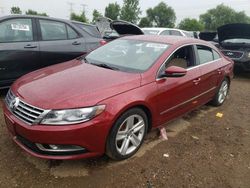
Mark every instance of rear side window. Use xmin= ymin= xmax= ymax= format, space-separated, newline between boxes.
xmin=74 ymin=23 xmax=101 ymax=38
xmin=213 ymin=49 xmax=221 ymax=60
xmin=0 ymin=18 xmax=33 ymax=42
xmin=170 ymin=30 xmax=182 ymax=36
xmin=66 ymin=25 xmax=78 ymax=39
xmin=197 ymin=45 xmax=214 ymax=64
xmin=160 ymin=30 xmax=171 ymax=36
xmin=39 ymin=20 xmax=67 ymax=40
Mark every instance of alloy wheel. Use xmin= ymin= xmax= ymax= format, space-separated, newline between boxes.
xmin=115 ymin=114 xmax=145 ymax=156
xmin=218 ymin=80 xmax=229 ymax=104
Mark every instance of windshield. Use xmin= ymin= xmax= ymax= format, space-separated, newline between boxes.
xmin=223 ymin=38 xmax=250 ymax=44
xmin=142 ymin=30 xmax=161 ymax=35
xmin=85 ymin=39 xmax=170 ymax=73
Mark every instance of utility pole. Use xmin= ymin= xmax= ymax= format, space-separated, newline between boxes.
xmin=0 ymin=7 xmax=4 ymax=15
xmin=67 ymin=2 xmax=74 ymax=16
xmin=80 ymin=4 xmax=87 ymax=13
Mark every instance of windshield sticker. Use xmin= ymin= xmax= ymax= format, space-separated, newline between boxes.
xmin=146 ymin=43 xmax=168 ymax=49
xmin=11 ymin=24 xmax=30 ymax=31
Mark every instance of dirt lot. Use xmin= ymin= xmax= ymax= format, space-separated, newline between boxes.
xmin=0 ymin=74 xmax=249 ymax=188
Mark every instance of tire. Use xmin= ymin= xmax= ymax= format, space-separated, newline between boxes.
xmin=211 ymin=78 xmax=230 ymax=106
xmin=106 ymin=108 xmax=148 ymax=160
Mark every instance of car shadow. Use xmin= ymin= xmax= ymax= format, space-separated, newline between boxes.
xmin=234 ymin=69 xmax=250 ymax=79
xmin=0 ymin=89 xmax=8 ymax=99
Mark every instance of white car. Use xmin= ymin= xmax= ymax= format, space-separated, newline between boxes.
xmin=142 ymin=28 xmax=194 ymax=38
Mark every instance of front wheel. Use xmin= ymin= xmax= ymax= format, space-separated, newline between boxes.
xmin=106 ymin=108 xmax=148 ymax=160
xmin=211 ymin=79 xmax=229 ymax=106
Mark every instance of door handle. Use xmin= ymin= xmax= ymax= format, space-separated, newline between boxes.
xmin=72 ymin=41 xmax=81 ymax=45
xmin=193 ymin=78 xmax=201 ymax=85
xmin=217 ymin=68 xmax=222 ymax=74
xmin=24 ymin=44 xmax=37 ymax=48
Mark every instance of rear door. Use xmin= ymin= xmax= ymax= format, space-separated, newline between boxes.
xmin=73 ymin=23 xmax=102 ymax=51
xmin=0 ymin=17 xmax=40 ymax=87
xmin=37 ymin=19 xmax=87 ymax=68
xmin=195 ymin=45 xmax=223 ymax=101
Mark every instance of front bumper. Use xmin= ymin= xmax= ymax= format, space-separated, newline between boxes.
xmin=3 ymin=104 xmax=111 ymax=160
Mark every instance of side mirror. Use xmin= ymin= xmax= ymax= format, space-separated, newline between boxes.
xmin=162 ymin=66 xmax=187 ymax=78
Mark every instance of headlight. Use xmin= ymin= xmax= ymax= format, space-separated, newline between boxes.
xmin=41 ymin=105 xmax=105 ymax=125
xmin=248 ymin=52 xmax=250 ymax=58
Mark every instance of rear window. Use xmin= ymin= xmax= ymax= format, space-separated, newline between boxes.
xmin=170 ymin=30 xmax=182 ymax=36
xmin=39 ymin=20 xmax=67 ymax=40
xmin=74 ymin=23 xmax=101 ymax=38
xmin=197 ymin=45 xmax=214 ymax=64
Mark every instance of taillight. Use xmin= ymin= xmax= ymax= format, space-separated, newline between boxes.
xmin=100 ymin=40 xmax=107 ymax=46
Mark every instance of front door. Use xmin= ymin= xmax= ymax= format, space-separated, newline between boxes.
xmin=155 ymin=45 xmax=202 ymax=125
xmin=0 ymin=18 xmax=40 ymax=87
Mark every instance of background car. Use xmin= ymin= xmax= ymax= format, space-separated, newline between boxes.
xmin=96 ymin=19 xmax=144 ymax=42
xmin=217 ymin=23 xmax=250 ymax=72
xmin=142 ymin=27 xmax=195 ymax=38
xmin=4 ymin=35 xmax=233 ymax=160
xmin=0 ymin=15 xmax=104 ymax=89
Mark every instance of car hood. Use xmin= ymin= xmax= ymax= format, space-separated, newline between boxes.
xmin=12 ymin=59 xmax=141 ymax=110
xmin=199 ymin=32 xmax=217 ymax=41
xmin=217 ymin=23 xmax=250 ymax=42
xmin=96 ymin=18 xmax=144 ymax=36
xmin=110 ymin=20 xmax=144 ymax=35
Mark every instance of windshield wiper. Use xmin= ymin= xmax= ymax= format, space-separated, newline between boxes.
xmin=92 ymin=63 xmax=120 ymax=70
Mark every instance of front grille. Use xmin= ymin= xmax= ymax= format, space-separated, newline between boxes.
xmin=221 ymin=50 xmax=244 ymax=59
xmin=5 ymin=90 xmax=46 ymax=125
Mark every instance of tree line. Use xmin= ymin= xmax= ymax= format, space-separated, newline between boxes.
xmin=10 ymin=1 xmax=250 ymax=31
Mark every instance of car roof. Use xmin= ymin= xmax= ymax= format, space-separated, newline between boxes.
xmin=122 ymin=35 xmax=213 ymax=46
xmin=0 ymin=14 xmax=96 ymax=27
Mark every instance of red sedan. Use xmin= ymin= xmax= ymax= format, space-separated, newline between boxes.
xmin=3 ymin=35 xmax=234 ymax=160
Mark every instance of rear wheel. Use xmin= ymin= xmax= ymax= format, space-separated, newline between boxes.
xmin=106 ymin=108 xmax=148 ymax=160
xmin=211 ymin=79 xmax=229 ymax=106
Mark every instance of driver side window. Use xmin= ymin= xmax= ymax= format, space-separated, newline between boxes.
xmin=166 ymin=45 xmax=196 ymax=68
xmin=158 ymin=45 xmax=196 ymax=76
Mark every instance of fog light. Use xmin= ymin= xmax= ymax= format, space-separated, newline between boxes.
xmin=36 ymin=143 xmax=85 ymax=153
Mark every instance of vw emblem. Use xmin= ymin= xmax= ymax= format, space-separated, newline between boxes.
xmin=9 ymin=97 xmax=20 ymax=111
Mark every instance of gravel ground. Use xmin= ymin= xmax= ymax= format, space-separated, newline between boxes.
xmin=0 ymin=73 xmax=249 ymax=188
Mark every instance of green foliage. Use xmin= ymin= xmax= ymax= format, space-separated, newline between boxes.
xmin=70 ymin=12 xmax=88 ymax=23
xmin=25 ymin=9 xmax=48 ymax=17
xmin=146 ymin=2 xmax=176 ymax=27
xmin=178 ymin=18 xmax=204 ymax=31
xmin=139 ymin=17 xmax=152 ymax=27
xmin=10 ymin=6 xmax=22 ymax=14
xmin=200 ymin=4 xmax=250 ymax=31
xmin=120 ymin=0 xmax=141 ymax=23
xmin=92 ymin=9 xmax=103 ymax=23
xmin=105 ymin=2 xmax=120 ymax=20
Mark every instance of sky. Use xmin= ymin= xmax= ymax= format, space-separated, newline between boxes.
xmin=0 ymin=0 xmax=250 ymax=24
